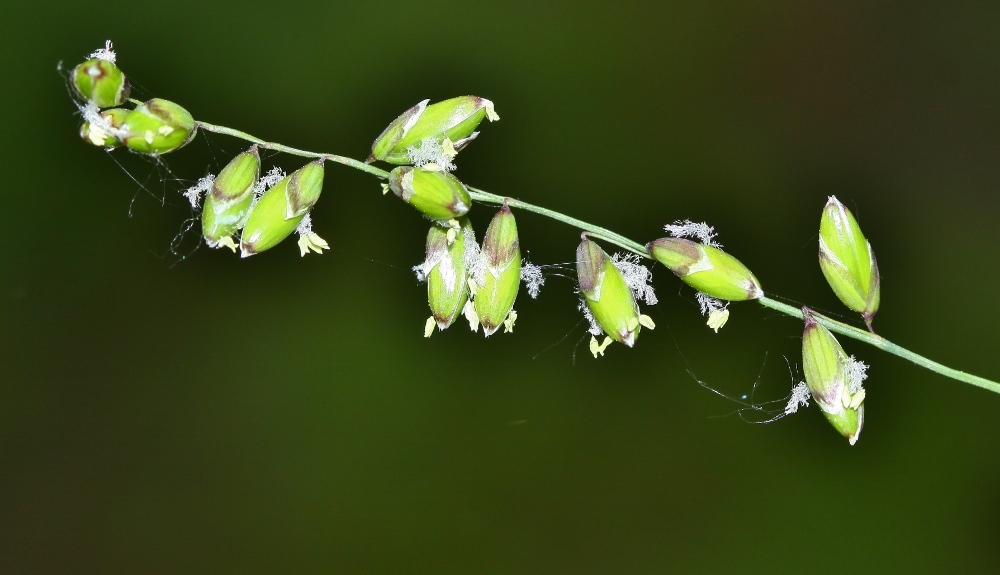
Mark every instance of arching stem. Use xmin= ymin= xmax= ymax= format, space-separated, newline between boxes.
xmin=194 ymin=119 xmax=1000 ymax=395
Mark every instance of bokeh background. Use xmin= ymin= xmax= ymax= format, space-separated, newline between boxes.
xmin=3 ymin=1 xmax=1000 ymax=573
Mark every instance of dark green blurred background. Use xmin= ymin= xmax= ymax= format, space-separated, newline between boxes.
xmin=3 ymin=1 xmax=1000 ymax=573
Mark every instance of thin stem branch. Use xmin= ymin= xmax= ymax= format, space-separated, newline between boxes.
xmin=194 ymin=119 xmax=1000 ymax=395
xmin=466 ymin=187 xmax=650 ymax=257
xmin=197 ymin=122 xmax=390 ymax=179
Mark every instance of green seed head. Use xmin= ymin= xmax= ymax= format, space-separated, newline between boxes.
xmin=577 ymin=237 xmax=642 ymax=347
xmin=472 ymin=205 xmax=521 ymax=336
xmin=424 ymin=219 xmax=474 ymax=332
xmin=647 ymin=238 xmax=762 ymax=301
xmin=71 ymin=58 xmax=130 ymax=108
xmin=801 ymin=308 xmax=866 ymax=445
xmin=122 ymin=99 xmax=197 ymax=155
xmin=819 ymin=196 xmax=880 ymax=325
xmin=388 ymin=165 xmax=472 ymax=221
xmin=369 ymin=96 xmax=499 ymax=164
xmin=80 ymin=107 xmax=129 ymax=149
xmin=240 ymin=161 xmax=324 ymax=257
xmin=202 ymin=147 xmax=260 ymax=248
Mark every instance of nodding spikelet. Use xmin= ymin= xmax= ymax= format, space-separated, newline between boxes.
xmin=370 ymin=96 xmax=497 ymax=164
xmin=801 ymin=308 xmax=866 ymax=445
xmin=239 ymin=161 xmax=325 ymax=257
xmin=121 ymin=99 xmax=197 ymax=155
xmin=819 ymin=196 xmax=881 ymax=328
xmin=421 ymin=219 xmax=474 ymax=333
xmin=576 ymin=237 xmax=654 ymax=352
xmin=202 ymin=148 xmax=261 ymax=249
xmin=71 ymin=42 xmax=129 ymax=108
xmin=472 ymin=204 xmax=521 ymax=336
xmin=647 ymin=237 xmax=762 ymax=302
xmin=388 ymin=166 xmax=472 ymax=221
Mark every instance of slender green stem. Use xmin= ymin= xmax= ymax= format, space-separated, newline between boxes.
xmin=197 ymin=121 xmax=390 ymax=179
xmin=466 ymin=187 xmax=650 ymax=257
xmin=194 ymin=119 xmax=1000 ymax=395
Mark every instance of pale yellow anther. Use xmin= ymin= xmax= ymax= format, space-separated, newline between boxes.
xmin=590 ymin=335 xmax=613 ymax=358
xmin=87 ymin=125 xmax=108 ymax=147
xmin=503 ymin=310 xmax=518 ymax=333
xmin=297 ymin=233 xmax=330 ymax=257
xmin=381 ymin=183 xmax=390 ymax=195
xmin=849 ymin=388 xmax=866 ymax=410
xmin=441 ymin=137 xmax=458 ymax=158
xmin=444 ymin=219 xmax=461 ymax=245
xmin=216 ymin=236 xmax=238 ymax=253
xmin=467 ymin=277 xmax=480 ymax=295
xmin=638 ymin=314 xmax=656 ymax=330
xmin=627 ymin=317 xmax=640 ymax=331
xmin=707 ymin=308 xmax=730 ymax=333
xmin=144 ymin=130 xmax=154 ymax=145
xmin=463 ymin=300 xmax=479 ymax=332
xmin=157 ymin=125 xmax=174 ymax=136
xmin=485 ymin=101 xmax=500 ymax=122
xmin=424 ymin=316 xmax=436 ymax=338
xmin=423 ymin=162 xmax=443 ymax=172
